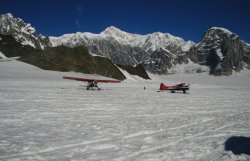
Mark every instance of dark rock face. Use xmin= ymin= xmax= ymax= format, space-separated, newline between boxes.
xmin=206 ymin=49 xmax=221 ymax=74
xmin=188 ymin=27 xmax=249 ymax=75
xmin=0 ymin=34 xmax=125 ymax=80
xmin=0 ymin=34 xmax=37 ymax=57
xmin=0 ymin=13 xmax=51 ymax=49
xmin=143 ymin=49 xmax=175 ymax=73
xmin=83 ymin=38 xmax=190 ymax=74
xmin=84 ymin=38 xmax=147 ymax=66
xmin=242 ymin=42 xmax=250 ymax=69
xmin=117 ymin=64 xmax=150 ymax=80
xmin=220 ymin=37 xmax=244 ymax=75
xmin=22 ymin=46 xmax=126 ymax=80
xmin=142 ymin=48 xmax=189 ymax=74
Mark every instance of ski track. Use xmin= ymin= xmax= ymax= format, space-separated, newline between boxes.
xmin=0 ymin=75 xmax=250 ymax=161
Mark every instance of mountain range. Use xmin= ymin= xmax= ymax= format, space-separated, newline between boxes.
xmin=1 ymin=13 xmax=250 ymax=79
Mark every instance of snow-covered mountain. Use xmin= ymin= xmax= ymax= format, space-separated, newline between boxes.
xmin=50 ymin=26 xmax=195 ymax=73
xmin=0 ymin=13 xmax=51 ymax=49
xmin=1 ymin=13 xmax=250 ymax=75
xmin=50 ymin=26 xmax=194 ymax=52
xmin=50 ymin=26 xmax=250 ymax=74
xmin=187 ymin=27 xmax=250 ymax=75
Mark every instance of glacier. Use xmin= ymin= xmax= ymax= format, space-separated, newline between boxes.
xmin=0 ymin=60 xmax=250 ymax=161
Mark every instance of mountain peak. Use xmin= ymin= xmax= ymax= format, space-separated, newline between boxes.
xmin=104 ymin=26 xmax=122 ymax=32
xmin=100 ymin=26 xmax=137 ymax=45
xmin=1 ymin=13 xmax=14 ymax=19
xmin=101 ymin=26 xmax=128 ymax=36
xmin=0 ymin=13 xmax=51 ymax=49
xmin=201 ymin=27 xmax=238 ymax=44
xmin=209 ymin=27 xmax=233 ymax=35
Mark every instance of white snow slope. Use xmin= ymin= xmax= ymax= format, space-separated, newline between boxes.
xmin=0 ymin=51 xmax=7 ymax=59
xmin=0 ymin=60 xmax=250 ymax=161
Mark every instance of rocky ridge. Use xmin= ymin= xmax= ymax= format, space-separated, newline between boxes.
xmin=1 ymin=13 xmax=250 ymax=76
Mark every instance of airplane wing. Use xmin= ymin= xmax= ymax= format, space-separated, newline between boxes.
xmin=63 ymin=76 xmax=121 ymax=83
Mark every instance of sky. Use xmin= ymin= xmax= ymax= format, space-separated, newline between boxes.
xmin=0 ymin=0 xmax=250 ymax=43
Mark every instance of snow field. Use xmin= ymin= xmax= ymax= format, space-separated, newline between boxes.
xmin=0 ymin=61 xmax=250 ymax=161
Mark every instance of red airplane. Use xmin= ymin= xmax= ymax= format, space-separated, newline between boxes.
xmin=159 ymin=83 xmax=190 ymax=93
xmin=63 ymin=76 xmax=121 ymax=90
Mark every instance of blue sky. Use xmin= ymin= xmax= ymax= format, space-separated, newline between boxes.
xmin=1 ymin=0 xmax=250 ymax=43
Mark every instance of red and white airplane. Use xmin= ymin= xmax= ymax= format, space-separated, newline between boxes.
xmin=63 ymin=76 xmax=121 ymax=90
xmin=159 ymin=83 xmax=190 ymax=93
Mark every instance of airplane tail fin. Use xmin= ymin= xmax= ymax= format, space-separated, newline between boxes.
xmin=160 ymin=83 xmax=167 ymax=90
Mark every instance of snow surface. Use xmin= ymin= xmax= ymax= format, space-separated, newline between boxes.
xmin=216 ymin=48 xmax=224 ymax=59
xmin=0 ymin=61 xmax=250 ymax=161
xmin=0 ymin=51 xmax=7 ymax=59
xmin=18 ymin=37 xmax=36 ymax=48
xmin=167 ymin=62 xmax=210 ymax=74
xmin=181 ymin=41 xmax=195 ymax=52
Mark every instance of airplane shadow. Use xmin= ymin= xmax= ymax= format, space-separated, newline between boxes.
xmin=224 ymin=136 xmax=250 ymax=155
